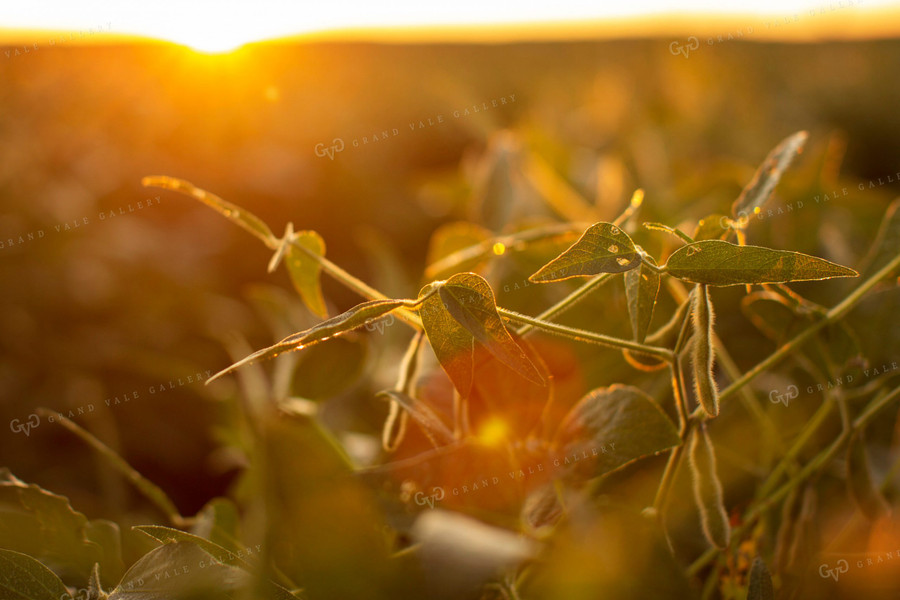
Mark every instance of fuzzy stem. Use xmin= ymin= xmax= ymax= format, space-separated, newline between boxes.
xmin=517 ymin=274 xmax=614 ymax=337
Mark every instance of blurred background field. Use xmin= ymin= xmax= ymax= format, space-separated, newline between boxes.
xmin=2 ymin=29 xmax=900 ymax=597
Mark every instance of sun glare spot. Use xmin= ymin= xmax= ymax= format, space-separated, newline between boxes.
xmin=477 ymin=418 xmax=509 ymax=446
xmin=492 ymin=242 xmax=506 ymax=255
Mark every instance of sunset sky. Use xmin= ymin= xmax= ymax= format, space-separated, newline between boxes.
xmin=1 ymin=0 xmax=897 ymax=52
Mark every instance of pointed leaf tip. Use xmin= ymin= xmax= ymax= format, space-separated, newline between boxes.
xmin=530 ymin=222 xmax=640 ymax=283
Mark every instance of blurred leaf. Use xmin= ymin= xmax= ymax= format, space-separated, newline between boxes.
xmin=438 ymin=273 xmax=543 ymax=386
xmin=376 ymin=391 xmax=455 ymax=446
xmin=747 ymin=557 xmax=775 ymax=600
xmin=530 ymin=222 xmax=640 ymax=282
xmin=107 ymin=542 xmax=247 ymax=600
xmin=624 ymin=255 xmax=659 ymax=343
xmin=554 ymin=385 xmax=680 ymax=483
xmin=211 ymin=299 xmax=408 ymax=382
xmin=470 ymin=131 xmax=522 ymax=231
xmin=692 ymin=214 xmax=730 ymax=241
xmin=261 ymin=417 xmax=399 ymax=599
xmin=411 ymin=510 xmax=539 ymax=600
xmin=521 ymin=484 xmax=564 ymax=532
xmin=0 ymin=549 xmax=70 ymax=600
xmin=731 ymin=131 xmax=808 ymax=219
xmin=142 ymin=176 xmax=275 ymax=245
xmin=285 ymin=232 xmax=328 ymax=319
xmin=190 ymin=498 xmax=243 ymax=554
xmin=0 ymin=470 xmax=122 ymax=587
xmin=740 ymin=291 xmax=810 ymax=342
xmin=689 ymin=425 xmax=730 ymax=550
xmin=847 ymin=432 xmax=890 ymax=521
xmin=860 ymin=197 xmax=900 ymax=278
xmin=425 ymin=222 xmax=492 ymax=280
xmin=525 ymin=506 xmax=696 ymax=600
xmin=666 ymin=240 xmax=858 ymax=286
xmin=291 ymin=337 xmax=366 ymax=400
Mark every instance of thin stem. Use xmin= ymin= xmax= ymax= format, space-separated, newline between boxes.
xmin=517 ymin=274 xmax=614 ymax=337
xmin=37 ymin=408 xmax=186 ymax=528
xmin=499 ymin=307 xmax=674 ymax=362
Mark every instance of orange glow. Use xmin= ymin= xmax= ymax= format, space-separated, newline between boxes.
xmin=477 ymin=418 xmax=510 ymax=446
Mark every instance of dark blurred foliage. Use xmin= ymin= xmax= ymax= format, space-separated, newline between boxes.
xmin=1 ymin=37 xmax=900 ymax=598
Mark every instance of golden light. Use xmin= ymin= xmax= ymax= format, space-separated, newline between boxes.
xmin=477 ymin=418 xmax=509 ymax=446
xmin=492 ymin=242 xmax=507 ymax=256
xmin=0 ymin=0 xmax=898 ymax=48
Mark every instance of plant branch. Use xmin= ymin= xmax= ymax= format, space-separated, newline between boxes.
xmin=517 ymin=274 xmax=614 ymax=337
xmin=499 ymin=307 xmax=674 ymax=362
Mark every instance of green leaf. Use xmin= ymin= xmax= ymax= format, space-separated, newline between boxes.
xmin=107 ymin=542 xmax=248 ymax=600
xmin=376 ymin=391 xmax=455 ymax=446
xmin=689 ymin=425 xmax=730 ymax=550
xmin=209 ymin=299 xmax=408 ymax=382
xmin=731 ymin=131 xmax=808 ymax=219
xmin=529 ymin=222 xmax=640 ymax=282
xmin=624 ymin=255 xmax=660 ymax=343
xmin=0 ymin=549 xmax=70 ymax=600
xmin=285 ymin=232 xmax=328 ymax=318
xmin=665 ymin=240 xmax=858 ymax=286
xmin=438 ymin=273 xmax=544 ymax=386
xmin=847 ymin=432 xmax=890 ymax=521
xmin=554 ymin=385 xmax=680 ymax=482
xmin=747 ymin=557 xmax=775 ymax=600
xmin=141 ymin=176 xmax=275 ymax=245
xmin=0 ymin=470 xmax=122 ymax=586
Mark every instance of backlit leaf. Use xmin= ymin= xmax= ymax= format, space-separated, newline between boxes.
xmin=731 ymin=131 xmax=808 ymax=219
xmin=554 ymin=385 xmax=680 ymax=482
xmin=285 ymin=231 xmax=328 ymax=318
xmin=419 ymin=273 xmax=543 ymax=396
xmin=665 ymin=240 xmax=858 ymax=286
xmin=141 ymin=176 xmax=275 ymax=245
xmin=529 ymin=222 xmax=640 ymax=282
xmin=108 ymin=542 xmax=247 ymax=600
xmin=438 ymin=273 xmax=544 ymax=386
xmin=0 ymin=549 xmax=70 ymax=600
xmin=625 ymin=254 xmax=660 ymax=343
xmin=210 ymin=299 xmax=407 ymax=382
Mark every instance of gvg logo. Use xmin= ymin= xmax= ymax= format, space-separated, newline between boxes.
xmin=769 ymin=385 xmax=799 ymax=407
xmin=414 ymin=486 xmax=445 ymax=509
xmin=669 ymin=36 xmax=700 ymax=58
xmin=314 ymin=138 xmax=345 ymax=160
xmin=364 ymin=314 xmax=395 ymax=335
xmin=9 ymin=414 xmax=40 ymax=437
xmin=819 ymin=559 xmax=850 ymax=581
